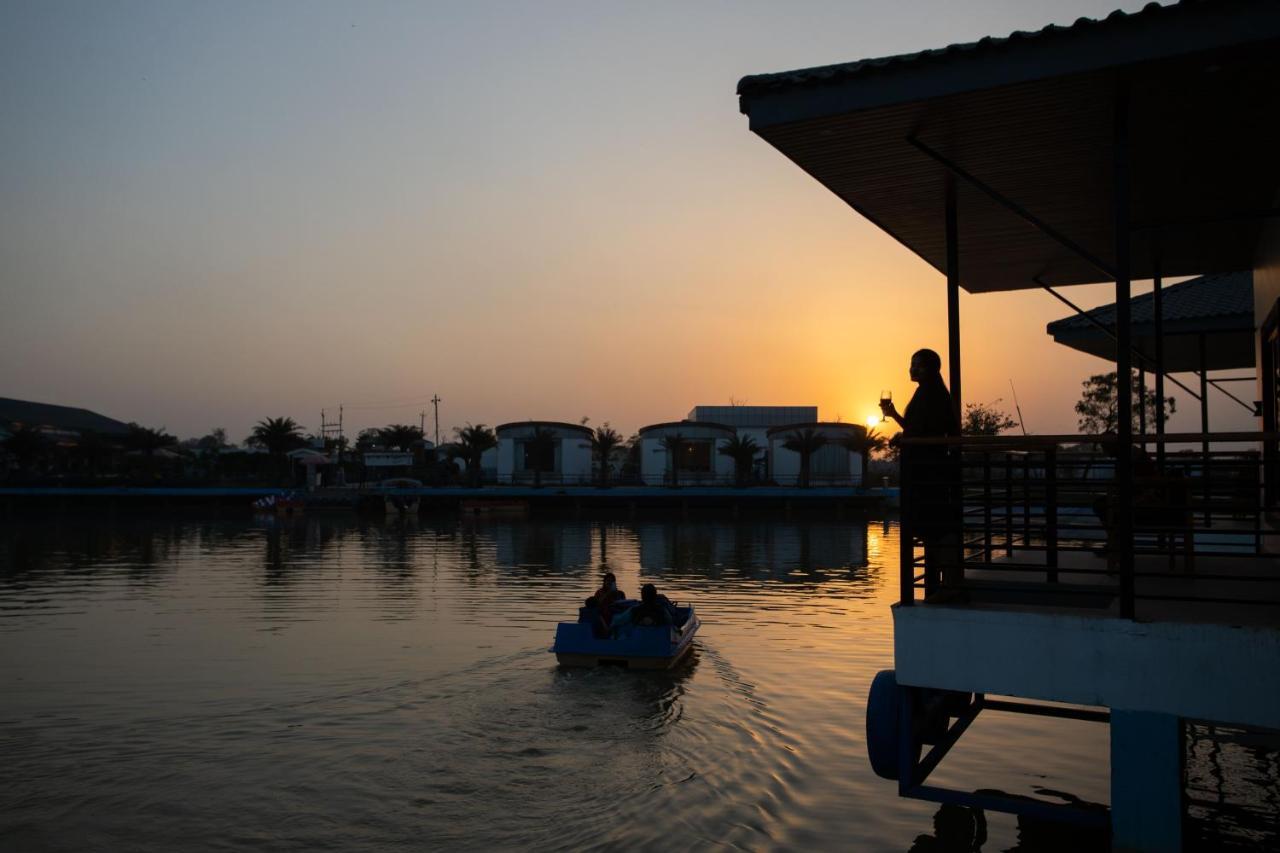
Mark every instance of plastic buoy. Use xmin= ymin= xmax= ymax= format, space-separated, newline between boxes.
xmin=866 ymin=669 xmax=919 ymax=780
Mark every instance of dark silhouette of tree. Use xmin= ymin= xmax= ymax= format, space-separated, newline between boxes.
xmin=783 ymin=428 xmax=828 ymax=488
xmin=451 ymin=423 xmax=497 ymax=487
xmin=718 ymin=433 xmax=761 ymax=487
xmin=354 ymin=428 xmax=382 ymax=452
xmin=1075 ymin=371 xmax=1175 ymax=435
xmin=124 ymin=423 xmax=178 ymax=457
xmin=962 ymin=401 xmax=1019 ymax=436
xmin=247 ymin=417 xmax=306 ymax=483
xmin=658 ymin=432 xmax=686 ymax=488
xmin=591 ymin=424 xmax=624 ymax=487
xmin=378 ymin=424 xmax=424 ymax=450
xmin=522 ymin=426 xmax=558 ymax=488
xmin=840 ymin=427 xmax=887 ymax=483
xmin=2 ymin=426 xmax=50 ymax=474
xmin=75 ymin=430 xmax=118 ymax=479
xmin=247 ymin=417 xmax=306 ymax=455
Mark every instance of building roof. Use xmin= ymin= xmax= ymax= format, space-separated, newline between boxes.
xmin=736 ymin=0 xmax=1280 ymax=292
xmin=1047 ymin=271 xmax=1254 ymax=370
xmin=739 ymin=2 xmax=1196 ymax=98
xmin=766 ymin=422 xmax=867 ymax=437
xmin=494 ymin=420 xmax=594 ymax=437
xmin=638 ymin=420 xmax=736 ymax=436
xmin=0 ymin=397 xmax=130 ymax=436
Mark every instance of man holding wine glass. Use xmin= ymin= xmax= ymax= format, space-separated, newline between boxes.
xmin=880 ymin=348 xmax=962 ymax=599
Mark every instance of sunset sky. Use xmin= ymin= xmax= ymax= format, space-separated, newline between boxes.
xmin=1 ymin=0 xmax=1256 ymax=443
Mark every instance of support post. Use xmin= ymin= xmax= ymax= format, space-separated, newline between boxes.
xmin=1153 ymin=269 xmax=1166 ymax=471
xmin=1114 ymin=81 xmax=1134 ymax=619
xmin=1137 ymin=367 xmax=1146 ymax=438
xmin=1199 ymin=333 xmax=1211 ymax=527
xmin=1111 ymin=710 xmax=1184 ymax=852
xmin=946 ymin=178 xmax=962 ymax=425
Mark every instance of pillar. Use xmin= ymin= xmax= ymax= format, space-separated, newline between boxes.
xmin=1110 ymin=710 xmax=1183 ymax=852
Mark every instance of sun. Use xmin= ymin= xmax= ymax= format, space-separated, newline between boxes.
xmin=865 ymin=413 xmax=881 ymax=428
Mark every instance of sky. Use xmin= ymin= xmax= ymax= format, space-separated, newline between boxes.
xmin=0 ymin=0 xmax=1259 ymax=444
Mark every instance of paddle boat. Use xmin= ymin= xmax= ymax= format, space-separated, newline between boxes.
xmin=551 ymin=599 xmax=700 ymax=670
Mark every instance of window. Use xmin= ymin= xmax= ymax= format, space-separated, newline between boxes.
xmin=677 ymin=440 xmax=713 ymax=473
xmin=519 ymin=441 xmax=556 ymax=473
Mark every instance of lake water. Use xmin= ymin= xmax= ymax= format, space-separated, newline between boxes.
xmin=0 ymin=512 xmax=1271 ymax=851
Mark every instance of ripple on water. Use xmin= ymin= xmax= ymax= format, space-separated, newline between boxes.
xmin=1 ymin=514 xmax=1274 ymax=851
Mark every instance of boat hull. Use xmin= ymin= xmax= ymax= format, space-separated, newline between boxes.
xmin=551 ymin=605 xmax=699 ymax=669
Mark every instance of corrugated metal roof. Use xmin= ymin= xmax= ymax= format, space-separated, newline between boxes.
xmin=738 ymin=1 xmax=1187 ymax=98
xmin=1046 ymin=270 xmax=1253 ymax=334
xmin=0 ymin=397 xmax=130 ymax=435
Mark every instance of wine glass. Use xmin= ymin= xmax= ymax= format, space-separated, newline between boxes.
xmin=879 ymin=390 xmax=892 ymax=422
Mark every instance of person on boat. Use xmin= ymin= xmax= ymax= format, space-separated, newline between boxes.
xmin=880 ymin=348 xmax=962 ymax=599
xmin=586 ymin=572 xmax=626 ymax=637
xmin=630 ymin=583 xmax=678 ymax=626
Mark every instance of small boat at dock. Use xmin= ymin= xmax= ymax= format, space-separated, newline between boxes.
xmin=551 ymin=600 xmax=699 ymax=669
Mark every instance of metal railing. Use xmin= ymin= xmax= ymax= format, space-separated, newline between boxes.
xmin=898 ymin=432 xmax=1279 ymax=619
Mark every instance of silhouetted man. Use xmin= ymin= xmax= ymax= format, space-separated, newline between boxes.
xmin=881 ymin=348 xmax=962 ymax=598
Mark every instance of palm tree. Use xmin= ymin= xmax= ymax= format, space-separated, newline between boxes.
xmin=247 ymin=417 xmax=306 ymax=483
xmin=840 ymin=427 xmax=887 ymax=486
xmin=451 ymin=423 xmax=497 ymax=487
xmin=378 ymin=424 xmax=424 ymax=451
xmin=2 ymin=426 xmax=50 ymax=475
xmin=782 ymin=428 xmax=827 ymax=488
xmin=124 ymin=423 xmax=178 ymax=457
xmin=658 ymin=433 xmax=686 ymax=488
xmin=523 ymin=425 xmax=557 ymax=488
xmin=591 ymin=424 xmax=624 ymax=487
xmin=248 ymin=417 xmax=306 ymax=455
xmin=718 ymin=433 xmax=761 ymax=487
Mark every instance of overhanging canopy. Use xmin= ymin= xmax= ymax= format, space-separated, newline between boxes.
xmin=737 ymin=0 xmax=1280 ymax=293
xmin=1047 ymin=270 xmax=1254 ymax=371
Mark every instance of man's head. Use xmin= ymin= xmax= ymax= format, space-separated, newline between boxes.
xmin=641 ymin=583 xmax=657 ymax=603
xmin=909 ymin=349 xmax=943 ymax=383
xmin=602 ymin=571 xmax=617 ymax=591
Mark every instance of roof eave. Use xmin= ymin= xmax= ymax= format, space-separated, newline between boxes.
xmin=739 ymin=2 xmax=1280 ymax=130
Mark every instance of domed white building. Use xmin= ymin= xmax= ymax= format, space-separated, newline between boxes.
xmin=766 ymin=422 xmax=866 ymax=487
xmin=495 ymin=421 xmax=593 ymax=485
xmin=637 ymin=420 xmax=736 ymax=486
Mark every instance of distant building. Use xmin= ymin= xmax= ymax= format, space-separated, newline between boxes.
xmin=637 ymin=421 xmax=736 ymax=485
xmin=687 ymin=405 xmax=820 ymax=483
xmin=766 ymin=422 xmax=866 ymax=487
xmin=0 ymin=397 xmax=130 ymax=445
xmin=495 ymin=421 xmax=593 ymax=485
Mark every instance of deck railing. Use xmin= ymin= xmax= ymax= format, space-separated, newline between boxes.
xmin=898 ymin=432 xmax=1279 ymax=619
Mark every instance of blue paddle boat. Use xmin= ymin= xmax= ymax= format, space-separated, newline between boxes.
xmin=551 ymin=600 xmax=700 ymax=669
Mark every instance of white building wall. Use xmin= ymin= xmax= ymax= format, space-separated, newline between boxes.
xmin=561 ymin=436 xmax=593 ymax=483
xmin=768 ymin=435 xmax=864 ymax=486
xmin=496 ymin=438 xmax=516 ymax=484
xmin=639 ymin=434 xmax=734 ymax=485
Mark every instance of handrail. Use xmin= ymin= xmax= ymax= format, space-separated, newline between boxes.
xmin=898 ymin=431 xmax=1278 ymax=446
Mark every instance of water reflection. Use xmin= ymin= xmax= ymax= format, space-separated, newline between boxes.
xmin=0 ymin=513 xmax=1269 ymax=850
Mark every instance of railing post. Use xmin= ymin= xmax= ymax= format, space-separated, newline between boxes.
xmin=1005 ymin=453 xmax=1014 ymax=558
xmin=900 ymin=454 xmax=914 ymax=606
xmin=1046 ymin=446 xmax=1058 ymax=583
xmin=1023 ymin=454 xmax=1031 ymax=549
xmin=983 ymin=452 xmax=993 ymax=563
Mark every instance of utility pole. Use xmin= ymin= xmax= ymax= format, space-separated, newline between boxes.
xmin=420 ymin=409 xmax=426 ymax=436
xmin=431 ymin=394 xmax=442 ymax=448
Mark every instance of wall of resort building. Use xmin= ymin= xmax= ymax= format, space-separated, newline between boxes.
xmin=494 ymin=421 xmax=592 ymax=485
xmin=766 ymin=423 xmax=865 ymax=487
xmin=637 ymin=421 xmax=736 ymax=486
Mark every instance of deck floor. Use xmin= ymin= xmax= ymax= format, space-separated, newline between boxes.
xmin=953 ymin=543 xmax=1280 ymax=629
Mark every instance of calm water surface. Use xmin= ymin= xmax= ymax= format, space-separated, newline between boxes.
xmin=0 ymin=512 xmax=1262 ymax=850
